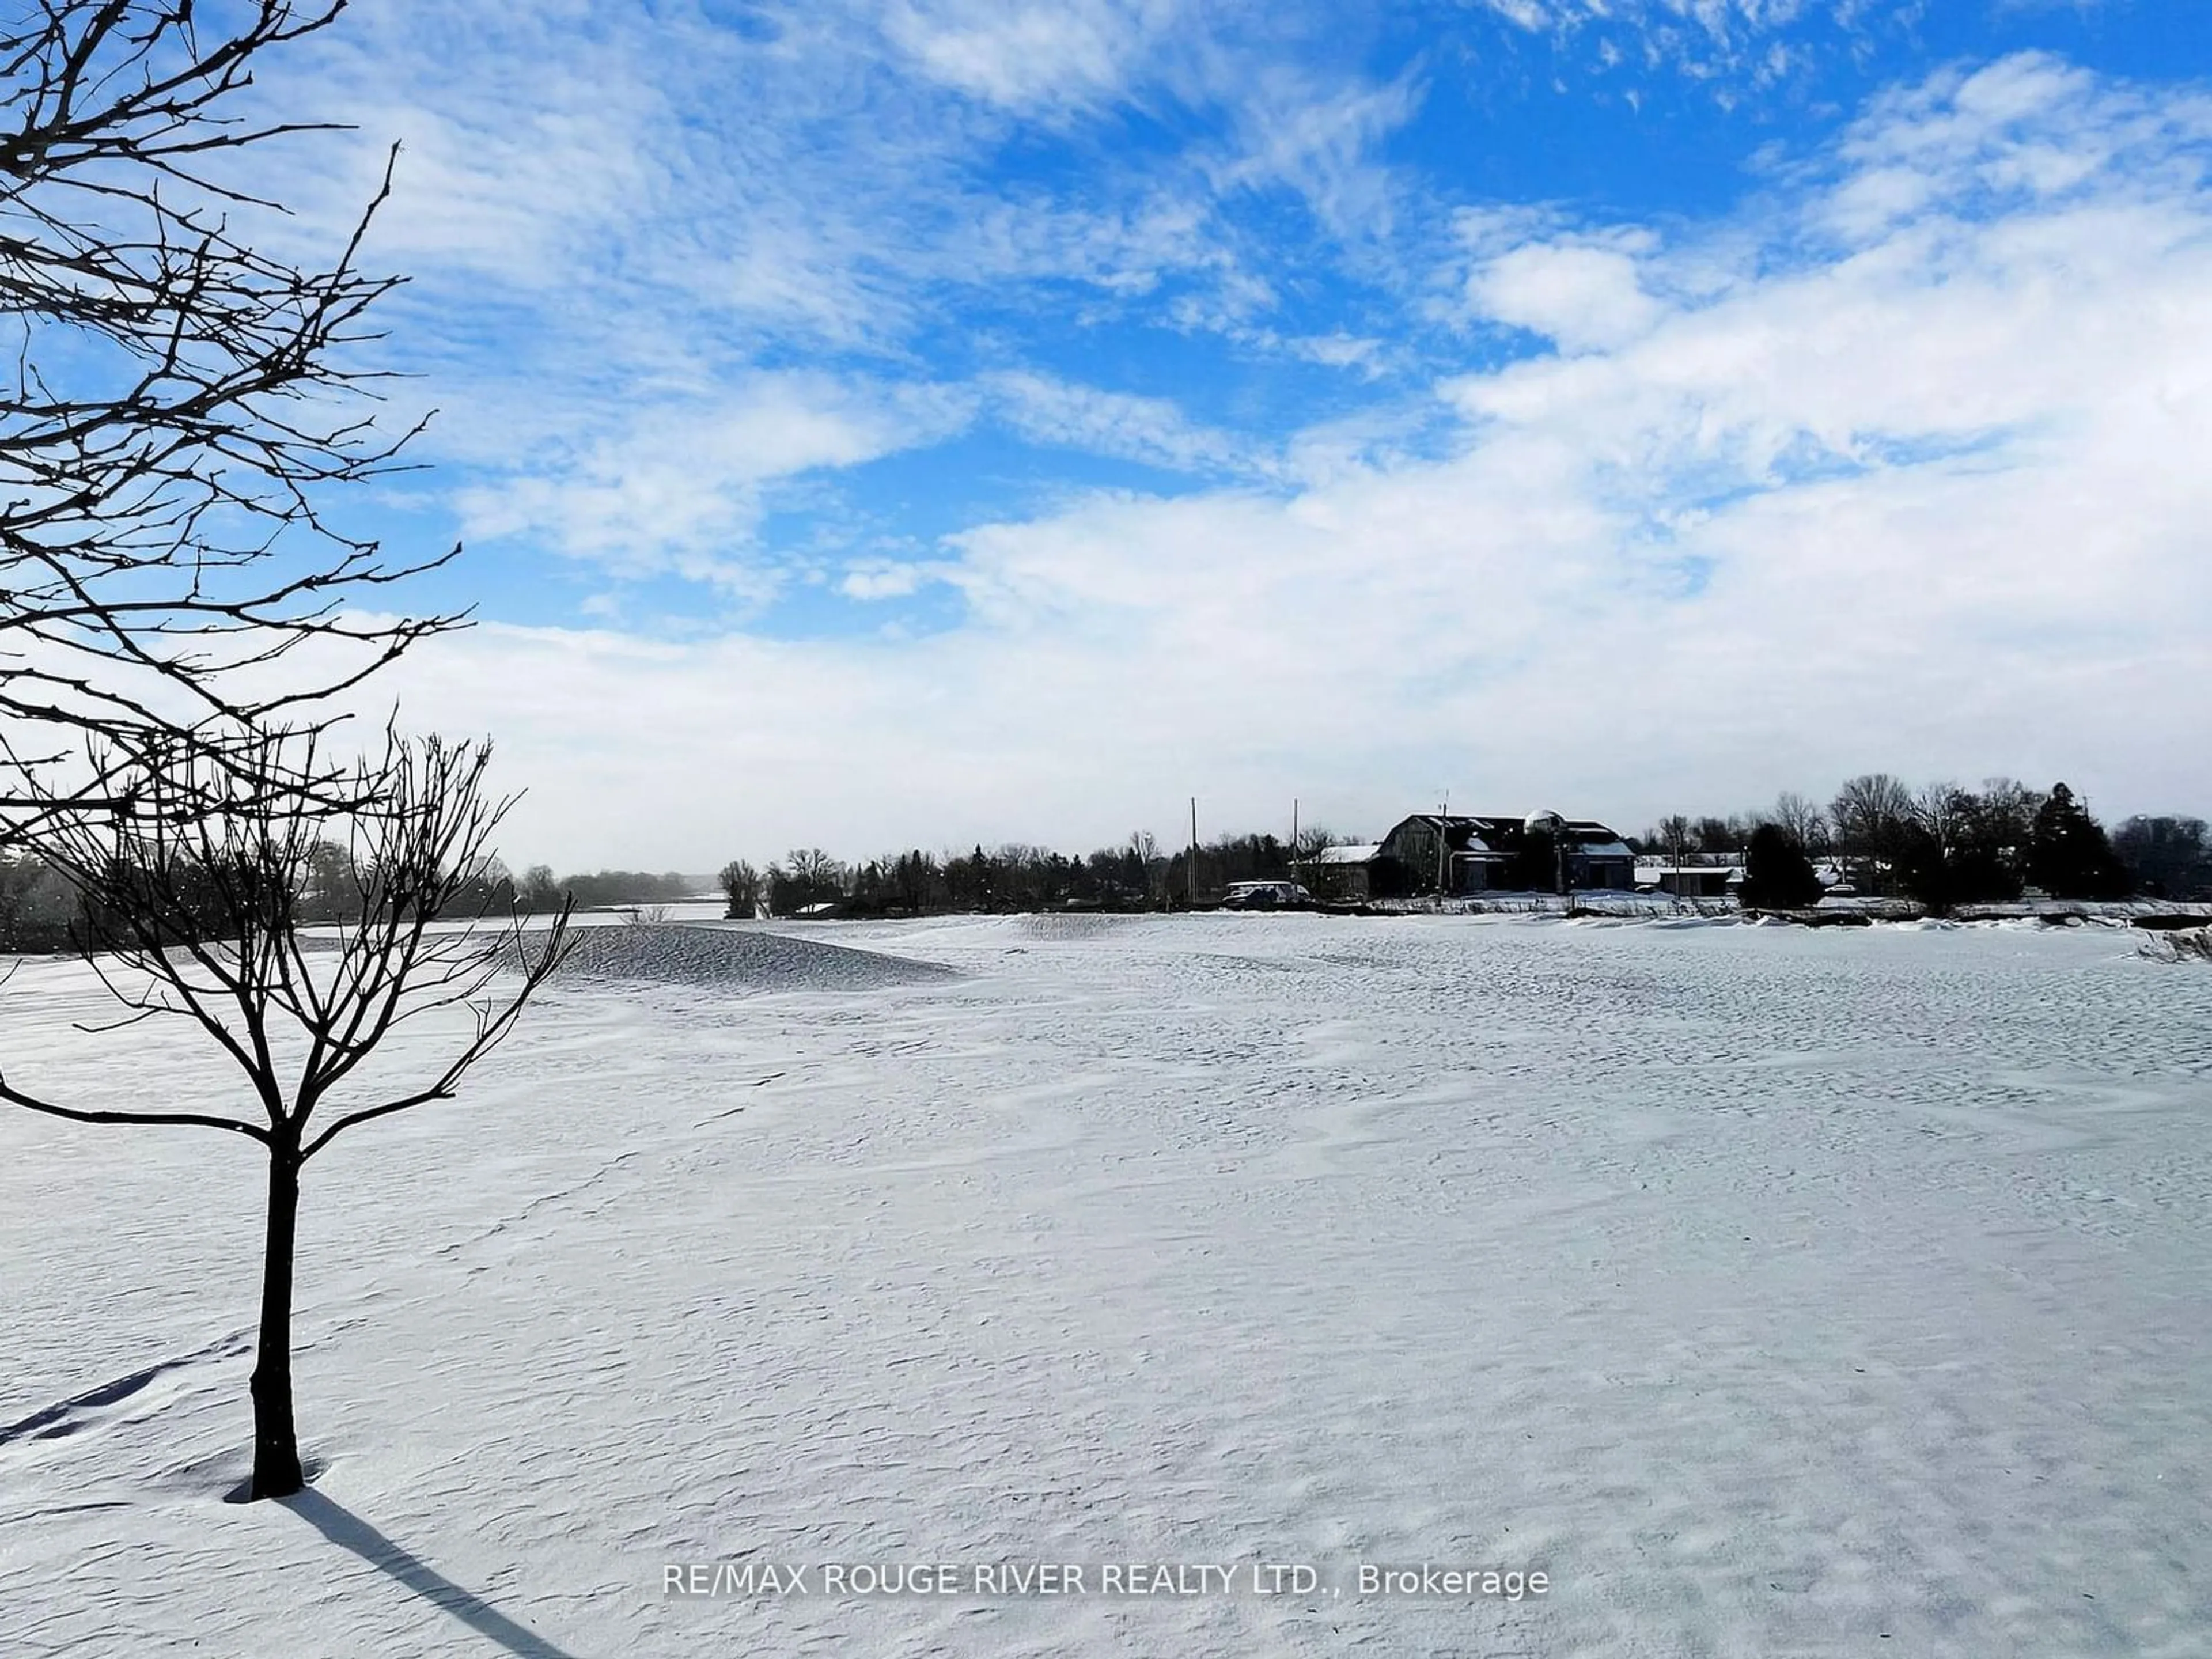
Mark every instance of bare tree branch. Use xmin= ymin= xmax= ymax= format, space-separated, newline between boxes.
xmin=0 ymin=1073 xmax=269 ymax=1140
xmin=0 ymin=5 xmax=580 ymax=1508
xmin=6 ymin=725 xmax=574 ymax=1150
xmin=0 ymin=3 xmax=464 ymax=831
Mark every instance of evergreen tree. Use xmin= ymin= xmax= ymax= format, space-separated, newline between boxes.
xmin=2027 ymin=783 xmax=2131 ymax=900
xmin=1741 ymin=824 xmax=1825 ymax=910
xmin=1895 ymin=823 xmax=1957 ymax=914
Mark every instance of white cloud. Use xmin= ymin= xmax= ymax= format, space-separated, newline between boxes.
xmin=452 ymin=374 xmax=975 ymax=582
xmin=353 ymin=54 xmax=2212 ymax=868
xmin=1817 ymin=53 xmax=2212 ymax=236
xmin=1467 ymin=237 xmax=1666 ymax=351
xmin=881 ymin=0 xmax=1185 ymax=113
xmin=1287 ymin=332 xmax=1391 ymax=373
xmin=840 ymin=563 xmax=940 ymax=600
xmin=231 ymin=0 xmax=1436 ymax=575
xmin=1206 ymin=65 xmax=1428 ymax=240
xmin=1471 ymin=0 xmax=1831 ymax=46
xmin=983 ymin=372 xmax=1266 ymax=475
xmin=1460 ymin=0 xmax=1915 ymax=92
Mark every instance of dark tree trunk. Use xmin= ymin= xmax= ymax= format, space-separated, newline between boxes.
xmin=249 ymin=1142 xmax=304 ymax=1499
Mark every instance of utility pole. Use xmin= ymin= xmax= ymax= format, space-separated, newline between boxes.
xmin=1291 ymin=797 xmax=1300 ymax=892
xmin=1189 ymin=797 xmax=1199 ymax=909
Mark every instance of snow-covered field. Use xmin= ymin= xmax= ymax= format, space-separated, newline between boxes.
xmin=4 ymin=914 xmax=2209 ymax=1657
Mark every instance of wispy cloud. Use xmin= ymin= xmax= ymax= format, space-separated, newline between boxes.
xmin=881 ymin=0 xmax=1188 ymax=115
xmin=1460 ymin=0 xmax=1911 ymax=94
xmin=178 ymin=0 xmax=2209 ymax=865
xmin=451 ymin=373 xmax=976 ymax=588
xmin=982 ymin=371 xmax=1269 ymax=476
xmin=346 ymin=51 xmax=2212 ymax=866
xmin=244 ymin=0 xmax=1426 ymax=605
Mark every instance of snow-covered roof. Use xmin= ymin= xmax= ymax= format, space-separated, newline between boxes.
xmin=1393 ymin=812 xmax=1627 ymax=840
xmin=1315 ymin=843 xmax=1382 ymax=864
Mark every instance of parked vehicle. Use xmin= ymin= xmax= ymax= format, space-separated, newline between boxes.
xmin=1221 ymin=880 xmax=1315 ymax=910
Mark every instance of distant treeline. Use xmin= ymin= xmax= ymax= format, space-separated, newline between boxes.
xmin=510 ymin=866 xmax=698 ymax=912
xmin=9 ymin=781 xmax=2202 ymax=953
xmin=717 ymin=775 xmax=2210 ymax=921
xmin=0 ymin=849 xmax=699 ymax=954
xmin=1647 ymin=777 xmax=2207 ymax=911
xmin=718 ymin=831 xmax=1324 ymax=921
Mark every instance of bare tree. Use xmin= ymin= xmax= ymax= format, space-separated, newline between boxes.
xmin=717 ymin=858 xmax=762 ymax=920
xmin=1976 ymin=778 xmax=2044 ymax=851
xmin=1768 ymin=791 xmax=1827 ymax=853
xmin=767 ymin=847 xmax=845 ymax=916
xmin=0 ymin=728 xmax=573 ymax=1498
xmin=1 ymin=2 xmax=461 ymax=828
xmin=2113 ymin=814 xmax=2210 ymax=899
xmin=518 ymin=862 xmax=560 ymax=913
xmin=1914 ymin=781 xmax=1967 ymax=856
xmin=1128 ymin=830 xmax=1164 ymax=908
xmin=1830 ymin=773 xmax=1915 ymax=890
xmin=1691 ymin=815 xmax=1743 ymax=855
xmin=782 ymin=847 xmax=842 ymax=889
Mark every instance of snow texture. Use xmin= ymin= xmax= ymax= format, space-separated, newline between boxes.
xmin=549 ymin=921 xmax=960 ymax=993
xmin=2139 ymin=926 xmax=2212 ymax=964
xmin=3 ymin=913 xmax=2210 ymax=1657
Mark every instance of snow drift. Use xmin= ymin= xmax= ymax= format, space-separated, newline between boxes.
xmin=547 ymin=922 xmax=960 ymax=993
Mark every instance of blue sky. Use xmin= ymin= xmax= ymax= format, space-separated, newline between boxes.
xmin=248 ymin=0 xmax=2212 ymax=869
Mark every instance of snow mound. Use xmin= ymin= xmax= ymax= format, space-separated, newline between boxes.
xmin=1011 ymin=912 xmax=1146 ymax=940
xmin=546 ymin=923 xmax=959 ymax=992
xmin=2138 ymin=926 xmax=2212 ymax=964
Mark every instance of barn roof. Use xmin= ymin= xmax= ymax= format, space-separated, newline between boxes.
xmin=1387 ymin=812 xmax=1630 ymax=850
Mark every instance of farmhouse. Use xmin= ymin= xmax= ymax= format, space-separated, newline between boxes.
xmin=1372 ymin=812 xmax=1637 ymax=897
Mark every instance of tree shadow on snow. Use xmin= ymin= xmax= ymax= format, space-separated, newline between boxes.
xmin=283 ymin=1488 xmax=579 ymax=1659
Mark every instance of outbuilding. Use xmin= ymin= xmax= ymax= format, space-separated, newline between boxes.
xmin=1308 ymin=843 xmax=1382 ymax=901
xmin=1633 ymin=860 xmax=1744 ymax=899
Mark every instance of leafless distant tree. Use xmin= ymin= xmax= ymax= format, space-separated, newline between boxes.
xmin=518 ymin=863 xmax=561 ymax=913
xmin=1768 ymin=791 xmax=1827 ymax=853
xmin=1976 ymin=778 xmax=2044 ymax=850
xmin=1128 ymin=830 xmax=1164 ymax=907
xmin=1 ymin=2 xmax=461 ymax=829
xmin=1830 ymin=774 xmax=1915 ymax=873
xmin=2113 ymin=814 xmax=2210 ymax=899
xmin=717 ymin=859 xmax=763 ymax=919
xmin=779 ymin=847 xmax=842 ymax=893
xmin=0 ymin=729 xmax=573 ymax=1498
xmin=1691 ymin=815 xmax=1743 ymax=855
xmin=1914 ymin=781 xmax=1967 ymax=856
